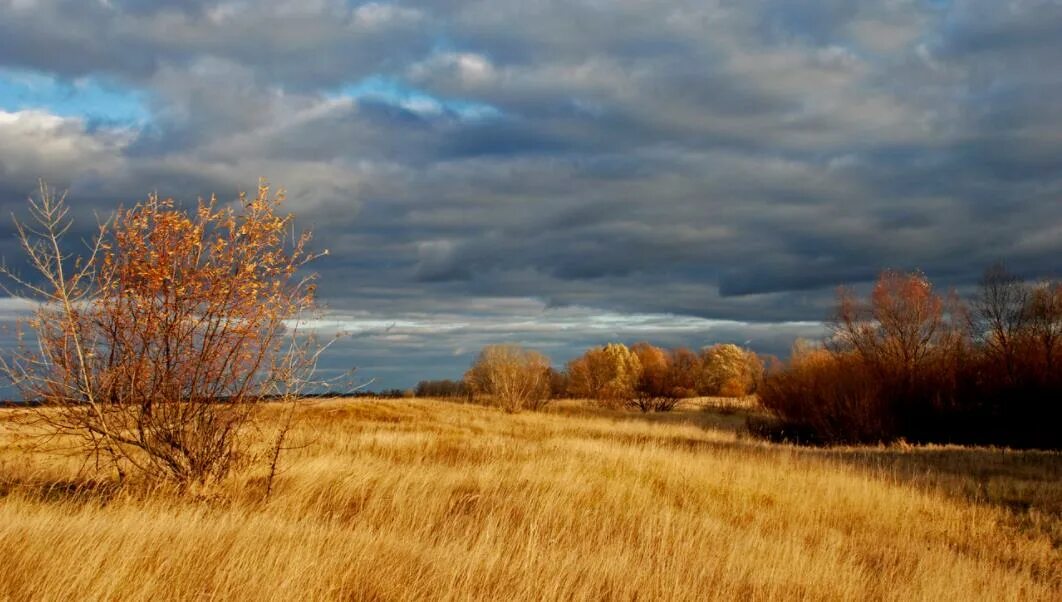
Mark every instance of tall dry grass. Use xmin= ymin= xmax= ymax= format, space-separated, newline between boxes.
xmin=0 ymin=398 xmax=1059 ymax=601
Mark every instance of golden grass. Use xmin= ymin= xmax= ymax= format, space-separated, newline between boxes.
xmin=0 ymin=397 xmax=1059 ymax=601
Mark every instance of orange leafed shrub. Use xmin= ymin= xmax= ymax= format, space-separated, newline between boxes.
xmin=1 ymin=181 xmax=324 ymax=486
xmin=758 ymin=345 xmax=889 ymax=444
xmin=96 ymin=190 xmax=315 ymax=405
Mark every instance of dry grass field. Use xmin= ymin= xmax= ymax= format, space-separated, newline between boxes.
xmin=0 ymin=397 xmax=1059 ymax=601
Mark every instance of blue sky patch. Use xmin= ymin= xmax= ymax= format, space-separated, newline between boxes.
xmin=0 ymin=68 xmax=149 ymax=125
xmin=335 ymin=75 xmax=501 ymax=121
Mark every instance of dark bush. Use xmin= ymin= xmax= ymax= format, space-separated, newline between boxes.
xmin=760 ymin=267 xmax=1061 ymax=449
xmin=414 ymin=379 xmax=469 ymax=398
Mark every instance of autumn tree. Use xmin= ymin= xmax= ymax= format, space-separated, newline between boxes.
xmin=760 ymin=272 xmax=964 ymax=445
xmin=667 ymin=347 xmax=702 ymax=398
xmin=563 ymin=353 xmax=597 ymax=400
xmin=833 ymin=270 xmax=965 ymax=385
xmin=0 ymin=181 xmax=324 ymax=487
xmin=629 ymin=342 xmax=675 ymax=412
xmin=565 ymin=343 xmax=641 ymax=406
xmin=699 ymin=344 xmax=763 ymax=397
xmin=628 ymin=343 xmax=705 ymax=412
xmin=758 ymin=339 xmax=888 ymax=443
xmin=464 ymin=344 xmax=551 ymax=412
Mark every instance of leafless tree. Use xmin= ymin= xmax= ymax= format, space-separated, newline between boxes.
xmin=975 ymin=263 xmax=1028 ymax=381
xmin=464 ymin=344 xmax=551 ymax=412
xmin=1025 ymin=281 xmax=1062 ymax=374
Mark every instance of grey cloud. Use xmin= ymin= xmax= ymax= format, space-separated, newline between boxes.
xmin=0 ymin=0 xmax=432 ymax=87
xmin=0 ymin=0 xmax=1060 ymax=387
xmin=301 ymin=302 xmax=826 ymax=388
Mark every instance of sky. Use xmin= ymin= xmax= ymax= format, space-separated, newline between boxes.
xmin=0 ymin=0 xmax=1060 ymax=390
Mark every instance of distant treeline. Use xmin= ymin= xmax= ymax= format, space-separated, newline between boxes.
xmin=265 ymin=390 xmax=420 ymax=400
xmin=415 ymin=341 xmax=765 ymax=413
xmin=556 ymin=342 xmax=762 ymax=409
xmin=414 ymin=379 xmax=470 ymax=398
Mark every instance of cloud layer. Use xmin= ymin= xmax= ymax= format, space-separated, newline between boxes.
xmin=1 ymin=0 xmax=1060 ymax=387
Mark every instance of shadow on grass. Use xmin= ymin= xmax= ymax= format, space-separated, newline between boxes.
xmin=545 ymin=397 xmax=764 ymax=433
xmin=0 ymin=472 xmax=250 ymax=509
xmin=780 ymin=440 xmax=1061 ymax=547
xmin=566 ymin=401 xmax=1062 ymax=546
xmin=278 ymin=396 xmax=1062 ymax=548
xmin=6 ymin=397 xmax=1060 ymax=547
xmin=0 ymin=476 xmax=125 ymax=505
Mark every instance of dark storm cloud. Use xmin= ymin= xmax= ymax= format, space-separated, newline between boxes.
xmin=0 ymin=0 xmax=432 ymax=86
xmin=0 ymin=0 xmax=1060 ymax=387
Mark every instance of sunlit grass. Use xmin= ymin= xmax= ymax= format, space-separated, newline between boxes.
xmin=1 ymin=398 xmax=1058 ymax=600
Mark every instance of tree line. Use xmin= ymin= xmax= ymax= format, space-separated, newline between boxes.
xmin=452 ymin=341 xmax=763 ymax=413
xmin=759 ymin=266 xmax=1061 ymax=449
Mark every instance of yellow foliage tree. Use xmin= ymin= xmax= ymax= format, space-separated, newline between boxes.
xmin=566 ymin=343 xmax=641 ymax=406
xmin=699 ymin=344 xmax=762 ymax=397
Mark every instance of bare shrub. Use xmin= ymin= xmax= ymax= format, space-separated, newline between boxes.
xmin=0 ymin=181 xmax=324 ymax=486
xmin=464 ymin=344 xmax=551 ymax=412
xmin=975 ymin=263 xmax=1029 ymax=383
xmin=1024 ymin=280 xmax=1062 ymax=375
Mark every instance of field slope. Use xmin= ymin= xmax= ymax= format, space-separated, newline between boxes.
xmin=1 ymin=398 xmax=1059 ymax=601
